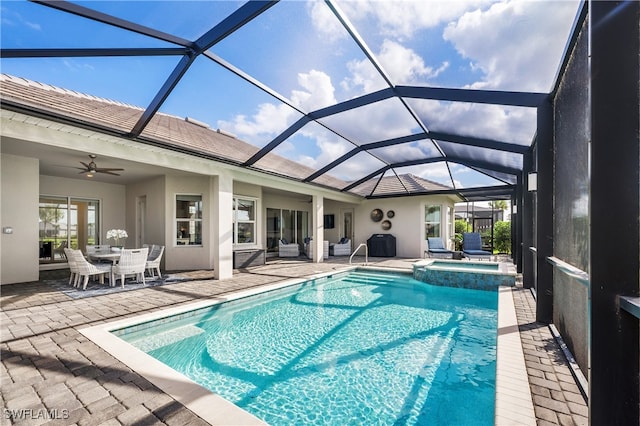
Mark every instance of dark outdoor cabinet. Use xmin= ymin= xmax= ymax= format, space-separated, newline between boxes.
xmin=367 ymin=234 xmax=396 ymax=257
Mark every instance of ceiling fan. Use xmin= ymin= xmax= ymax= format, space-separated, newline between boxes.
xmin=76 ymin=154 xmax=124 ymax=177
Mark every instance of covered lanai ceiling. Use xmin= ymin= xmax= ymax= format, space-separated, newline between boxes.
xmin=0 ymin=0 xmax=583 ymax=199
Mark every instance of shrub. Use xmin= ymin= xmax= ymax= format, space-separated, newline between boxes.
xmin=454 ymin=220 xmax=471 ymax=250
xmin=493 ymin=221 xmax=511 ymax=254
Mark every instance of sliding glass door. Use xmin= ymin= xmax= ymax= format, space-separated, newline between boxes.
xmin=39 ymin=196 xmax=99 ymax=263
xmin=266 ymin=208 xmax=309 ymax=255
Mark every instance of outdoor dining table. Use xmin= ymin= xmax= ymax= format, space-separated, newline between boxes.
xmin=88 ymin=252 xmax=121 ymax=264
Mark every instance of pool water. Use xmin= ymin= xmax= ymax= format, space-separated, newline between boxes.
xmin=117 ymin=270 xmax=498 ymax=425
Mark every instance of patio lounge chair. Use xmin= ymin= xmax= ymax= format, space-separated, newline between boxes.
xmin=462 ymin=232 xmax=493 ymax=260
xmin=426 ymin=237 xmax=453 ymax=258
xmin=330 ymin=238 xmax=351 ymax=256
xmin=278 ymin=239 xmax=299 ymax=257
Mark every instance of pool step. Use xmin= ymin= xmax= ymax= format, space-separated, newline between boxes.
xmin=342 ymin=272 xmax=402 ymax=286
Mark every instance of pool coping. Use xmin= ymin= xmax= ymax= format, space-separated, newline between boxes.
xmin=79 ymin=265 xmax=534 ymax=426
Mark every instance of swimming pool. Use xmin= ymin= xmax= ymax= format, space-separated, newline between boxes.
xmin=414 ymin=259 xmax=516 ymax=290
xmin=113 ymin=270 xmax=497 ymax=425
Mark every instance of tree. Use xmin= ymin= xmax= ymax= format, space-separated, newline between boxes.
xmin=493 ymin=221 xmax=511 ymax=254
xmin=491 ymin=200 xmax=508 ymax=211
xmin=39 ymin=206 xmax=64 ymax=239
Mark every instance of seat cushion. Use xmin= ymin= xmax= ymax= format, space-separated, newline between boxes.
xmin=427 ymin=237 xmax=445 ymax=249
xmin=463 ymin=249 xmax=492 ymax=256
xmin=429 ymin=248 xmax=452 ymax=254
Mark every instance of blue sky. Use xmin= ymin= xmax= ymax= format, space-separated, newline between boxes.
xmin=1 ymin=0 xmax=581 ymax=189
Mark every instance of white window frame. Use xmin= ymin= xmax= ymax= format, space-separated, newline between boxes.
xmin=175 ymin=194 xmax=203 ymax=247
xmin=233 ymin=196 xmax=259 ymax=248
xmin=425 ymin=204 xmax=443 ymax=239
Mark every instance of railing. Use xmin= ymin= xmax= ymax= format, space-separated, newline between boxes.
xmin=546 ymin=256 xmax=589 ymax=287
xmin=349 ymin=243 xmax=368 ymax=265
xmin=546 ymin=256 xmax=639 ymax=320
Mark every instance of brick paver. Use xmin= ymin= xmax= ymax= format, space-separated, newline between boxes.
xmin=1 ymin=258 xmax=588 ymax=425
xmin=512 ymin=286 xmax=588 ymax=425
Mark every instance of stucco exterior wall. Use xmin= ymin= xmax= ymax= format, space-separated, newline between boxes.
xmin=1 ymin=153 xmax=39 ymax=284
xmin=354 ymin=196 xmax=455 ymax=259
xmin=126 ymin=175 xmax=165 ymax=251
xmin=164 ymin=175 xmax=213 ymax=271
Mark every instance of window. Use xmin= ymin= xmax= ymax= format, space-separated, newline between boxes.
xmin=176 ymin=195 xmax=202 ymax=245
xmin=425 ymin=205 xmax=441 ymax=238
xmin=233 ymin=197 xmax=256 ymax=245
xmin=39 ymin=196 xmax=99 ymax=263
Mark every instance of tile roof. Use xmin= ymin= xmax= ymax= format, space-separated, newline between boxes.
xmin=0 ymin=73 xmax=348 ymax=190
xmin=349 ymin=173 xmax=451 ymax=197
xmin=0 ymin=74 xmax=455 ymax=198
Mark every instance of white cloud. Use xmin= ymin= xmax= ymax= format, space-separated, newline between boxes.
xmin=217 ymin=102 xmax=294 ymax=144
xmin=377 ymin=39 xmax=449 ymax=84
xmin=337 ymin=0 xmax=491 ymax=39
xmin=342 ymin=39 xmax=448 ymax=92
xmin=308 ymin=0 xmax=346 ymax=42
xmin=412 ymin=98 xmax=536 ymax=144
xmin=443 ymin=0 xmax=580 ymax=91
xmin=290 ymin=70 xmax=337 ymax=111
xmin=342 ymin=57 xmax=388 ymax=94
xmin=218 ymin=70 xmax=337 ymax=145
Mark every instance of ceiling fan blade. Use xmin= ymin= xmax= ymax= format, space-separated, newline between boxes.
xmin=96 ymin=170 xmax=121 ymax=176
xmin=79 ymin=161 xmax=91 ymax=169
xmin=95 ymin=167 xmax=124 ymax=172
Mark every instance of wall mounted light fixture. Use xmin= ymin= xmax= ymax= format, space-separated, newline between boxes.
xmin=527 ymin=172 xmax=538 ymax=192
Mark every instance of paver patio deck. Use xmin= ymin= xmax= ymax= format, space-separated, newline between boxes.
xmin=1 ymin=257 xmax=587 ymax=425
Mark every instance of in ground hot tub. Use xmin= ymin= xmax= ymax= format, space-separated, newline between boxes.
xmin=413 ymin=259 xmax=516 ymax=291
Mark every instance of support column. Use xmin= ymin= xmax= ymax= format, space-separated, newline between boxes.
xmin=514 ymin=175 xmax=522 ymax=272
xmin=522 ymin=152 xmax=534 ymax=289
xmin=212 ymin=173 xmax=233 ymax=280
xmin=590 ymin=1 xmax=640 ymax=424
xmin=535 ymin=98 xmax=554 ymax=323
xmin=312 ymin=195 xmax=324 ymax=263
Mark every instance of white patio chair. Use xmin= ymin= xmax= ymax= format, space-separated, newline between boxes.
xmin=70 ymin=249 xmax=112 ymax=290
xmin=329 ymin=238 xmax=351 ymax=256
xmin=278 ymin=239 xmax=300 ymax=257
xmin=64 ymin=247 xmax=78 ymax=286
xmin=111 ymin=247 xmax=149 ymax=288
xmin=146 ymin=245 xmax=164 ymax=278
